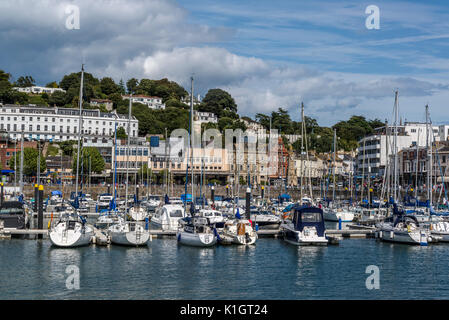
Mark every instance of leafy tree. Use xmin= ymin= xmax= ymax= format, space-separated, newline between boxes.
xmin=72 ymin=147 xmax=105 ymax=174
xmin=0 ymin=70 xmax=11 ymax=82
xmin=15 ymin=76 xmax=35 ymax=87
xmin=199 ymin=89 xmax=237 ymax=117
xmin=116 ymin=126 xmax=127 ymax=139
xmin=100 ymin=77 xmax=119 ymax=95
xmin=45 ymin=81 xmax=59 ymax=88
xmin=9 ymin=148 xmax=46 ymax=176
xmin=57 ymin=140 xmax=77 ymax=156
xmin=126 ymin=78 xmax=139 ymax=94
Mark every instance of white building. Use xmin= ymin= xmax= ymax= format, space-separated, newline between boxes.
xmin=122 ymin=95 xmax=165 ymax=110
xmin=181 ymin=94 xmax=201 ymax=106
xmin=356 ymin=122 xmax=441 ymax=176
xmin=193 ymin=111 xmax=218 ymax=124
xmin=13 ymin=86 xmax=66 ymax=94
xmin=0 ymin=104 xmax=138 ymax=141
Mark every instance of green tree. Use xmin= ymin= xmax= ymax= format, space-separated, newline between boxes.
xmin=116 ymin=126 xmax=128 ymax=139
xmin=100 ymin=77 xmax=119 ymax=95
xmin=126 ymin=78 xmax=139 ymax=94
xmin=15 ymin=76 xmax=35 ymax=87
xmin=72 ymin=147 xmax=105 ymax=174
xmin=9 ymin=148 xmax=46 ymax=176
xmin=57 ymin=140 xmax=77 ymax=156
xmin=45 ymin=81 xmax=59 ymax=88
xmin=199 ymin=88 xmax=237 ymax=117
xmin=118 ymin=79 xmax=126 ymax=94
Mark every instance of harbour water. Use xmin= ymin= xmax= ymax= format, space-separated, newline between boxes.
xmin=1 ymin=227 xmax=448 ymax=300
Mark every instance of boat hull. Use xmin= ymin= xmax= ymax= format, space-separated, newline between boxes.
xmin=110 ymin=230 xmax=150 ymax=246
xmin=379 ymin=228 xmax=428 ymax=245
xmin=49 ymin=225 xmax=93 ymax=248
xmin=177 ymin=231 xmax=217 ymax=247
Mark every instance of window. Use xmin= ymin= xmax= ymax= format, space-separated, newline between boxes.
xmin=37 ymin=125 xmax=40 ymax=131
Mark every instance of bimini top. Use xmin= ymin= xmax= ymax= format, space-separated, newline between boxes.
xmin=292 ymin=205 xmax=325 ymax=237
xmin=393 ymin=214 xmax=419 ymax=227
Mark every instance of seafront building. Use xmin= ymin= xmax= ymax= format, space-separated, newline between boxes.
xmin=0 ymin=104 xmax=138 ymax=141
xmin=356 ymin=122 xmax=443 ymax=176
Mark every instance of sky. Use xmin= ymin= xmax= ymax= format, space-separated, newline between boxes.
xmin=1 ymin=0 xmax=448 ymax=126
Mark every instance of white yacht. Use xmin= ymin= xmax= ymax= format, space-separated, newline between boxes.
xmin=430 ymin=221 xmax=449 ymax=242
xmin=379 ymin=214 xmax=430 ymax=245
xmin=250 ymin=209 xmax=281 ymax=230
xmin=109 ymin=220 xmax=150 ymax=246
xmin=221 ymin=219 xmax=258 ymax=245
xmin=49 ymin=214 xmax=94 ymax=247
xmin=151 ymin=204 xmax=187 ymax=231
xmin=197 ymin=209 xmax=226 ymax=227
xmin=129 ymin=206 xmax=148 ymax=221
xmin=323 ymin=206 xmax=355 ymax=222
xmin=177 ymin=217 xmax=217 ymax=247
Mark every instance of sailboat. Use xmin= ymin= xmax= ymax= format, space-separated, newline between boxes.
xmin=49 ymin=65 xmax=94 ymax=247
xmin=323 ymin=129 xmax=354 ymax=222
xmin=177 ymin=76 xmax=217 ymax=247
xmin=108 ymin=93 xmax=150 ymax=246
xmin=378 ymin=94 xmax=432 ymax=245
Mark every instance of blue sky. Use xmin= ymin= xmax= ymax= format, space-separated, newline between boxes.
xmin=1 ymin=0 xmax=448 ymax=126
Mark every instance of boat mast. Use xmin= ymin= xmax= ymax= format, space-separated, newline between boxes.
xmin=19 ymin=131 xmax=24 ymax=196
xmin=113 ymin=118 xmax=118 ymax=213
xmin=190 ymin=77 xmax=194 ymax=204
xmin=300 ymin=103 xmax=304 ymax=202
xmin=415 ymin=128 xmax=420 ymax=203
xmin=426 ymin=104 xmax=433 ymax=212
xmin=333 ymin=128 xmax=336 ymax=204
xmin=124 ymin=93 xmax=132 ymax=220
xmin=393 ymin=90 xmax=399 ymax=203
xmin=74 ymin=65 xmax=85 ymax=211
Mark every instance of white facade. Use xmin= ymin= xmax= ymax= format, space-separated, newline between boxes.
xmin=193 ymin=111 xmax=218 ymax=124
xmin=13 ymin=86 xmax=66 ymax=94
xmin=0 ymin=104 xmax=138 ymax=141
xmin=357 ymin=122 xmax=441 ymax=176
xmin=122 ymin=95 xmax=165 ymax=110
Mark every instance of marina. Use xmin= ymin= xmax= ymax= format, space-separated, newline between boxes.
xmin=2 ymin=236 xmax=449 ymax=300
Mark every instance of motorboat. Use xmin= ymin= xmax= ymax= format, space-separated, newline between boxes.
xmin=151 ymin=204 xmax=186 ymax=231
xmin=249 ymin=209 xmax=281 ymax=230
xmin=196 ymin=209 xmax=226 ymax=228
xmin=0 ymin=201 xmax=29 ymax=232
xmin=430 ymin=221 xmax=449 ymax=242
xmin=176 ymin=216 xmax=217 ymax=247
xmin=281 ymin=205 xmax=328 ymax=246
xmin=323 ymin=206 xmax=355 ymax=222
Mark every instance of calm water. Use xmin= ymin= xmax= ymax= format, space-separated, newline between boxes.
xmin=1 ymin=231 xmax=449 ymax=300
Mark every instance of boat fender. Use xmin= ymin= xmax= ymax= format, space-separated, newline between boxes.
xmin=177 ymin=233 xmax=181 ymax=242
